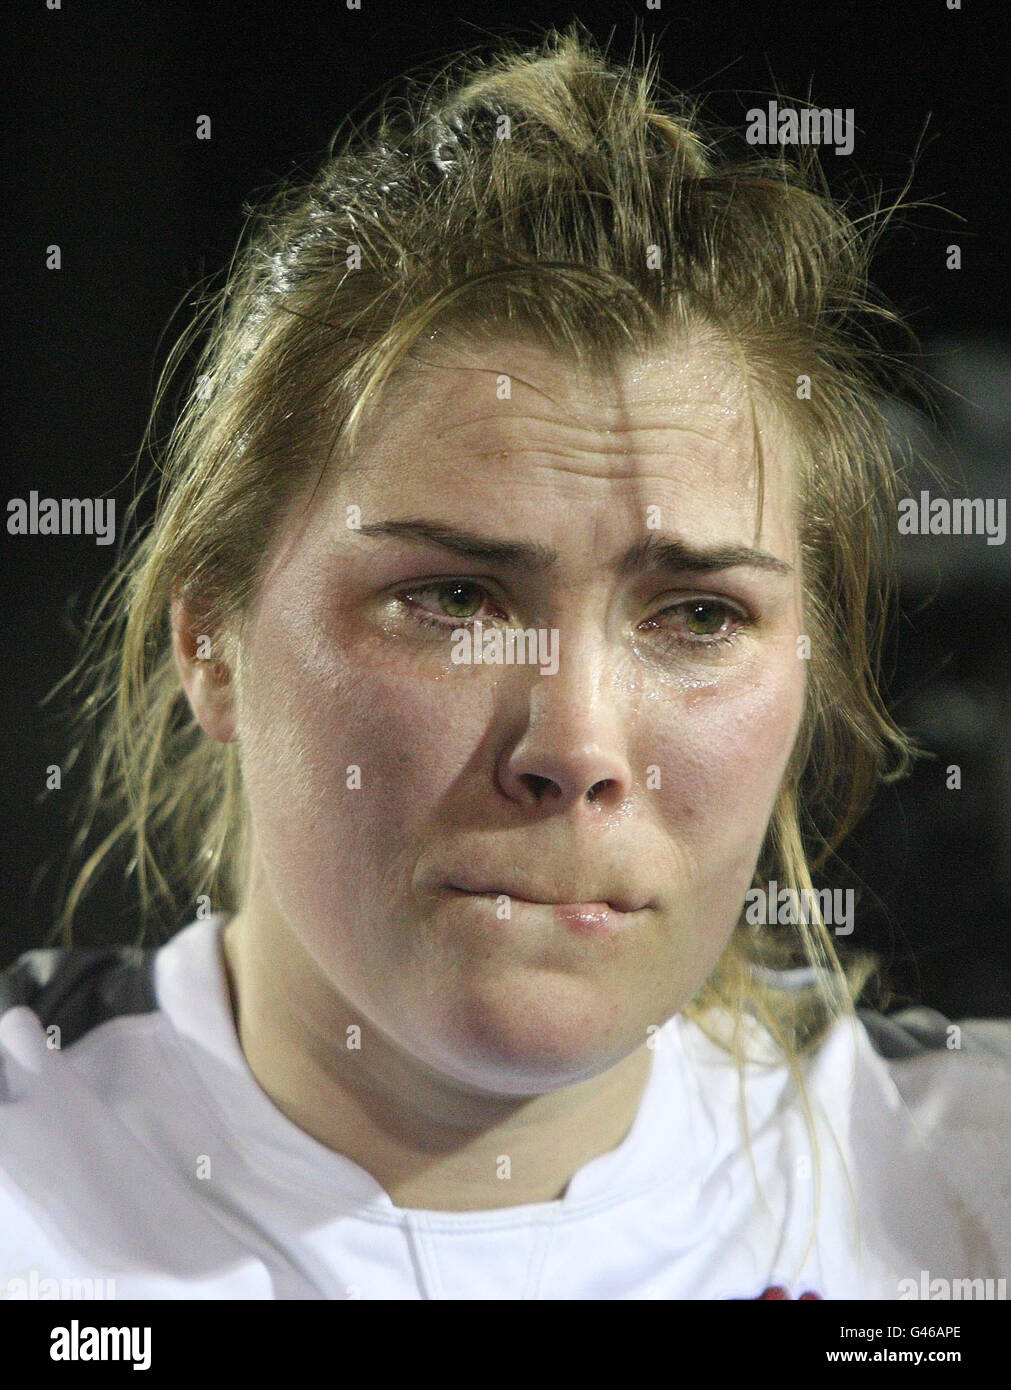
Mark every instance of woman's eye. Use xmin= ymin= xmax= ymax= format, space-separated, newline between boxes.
xmin=681 ymin=600 xmax=733 ymax=636
xmin=397 ymin=585 xmax=747 ymax=648
xmin=644 ymin=599 xmax=745 ymax=645
xmin=401 ymin=580 xmax=497 ymax=626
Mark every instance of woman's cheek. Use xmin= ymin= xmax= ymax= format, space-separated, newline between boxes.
xmin=240 ymin=607 xmax=489 ymax=853
xmin=648 ymin=652 xmax=804 ymax=849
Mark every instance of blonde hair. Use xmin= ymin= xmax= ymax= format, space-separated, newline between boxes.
xmin=54 ymin=25 xmax=927 ymax=1152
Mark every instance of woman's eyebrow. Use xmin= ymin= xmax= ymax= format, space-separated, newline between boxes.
xmin=357 ymin=518 xmax=793 ymax=576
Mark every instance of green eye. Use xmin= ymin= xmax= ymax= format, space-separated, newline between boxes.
xmin=436 ymin=581 xmax=485 ymax=620
xmin=682 ymin=601 xmax=728 ymax=636
xmin=641 ymin=597 xmax=747 ymax=650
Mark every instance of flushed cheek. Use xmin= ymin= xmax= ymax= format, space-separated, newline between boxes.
xmin=237 ymin=612 xmax=491 ymax=882
xmin=646 ymin=659 xmax=804 ymax=857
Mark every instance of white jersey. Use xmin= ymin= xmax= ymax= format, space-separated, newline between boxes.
xmin=0 ymin=914 xmax=1008 ymax=1300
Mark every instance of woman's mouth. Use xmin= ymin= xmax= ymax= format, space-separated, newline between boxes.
xmin=445 ymin=884 xmax=648 ymax=936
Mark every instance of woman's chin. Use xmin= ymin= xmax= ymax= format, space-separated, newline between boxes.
xmin=411 ymin=973 xmax=644 ymax=1094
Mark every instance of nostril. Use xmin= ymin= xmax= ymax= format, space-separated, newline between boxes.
xmin=522 ymin=774 xmax=557 ymax=801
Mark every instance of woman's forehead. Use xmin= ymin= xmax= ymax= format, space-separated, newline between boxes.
xmin=345 ymin=336 xmax=796 ymax=489
xmin=255 ymin=347 xmax=804 ymax=600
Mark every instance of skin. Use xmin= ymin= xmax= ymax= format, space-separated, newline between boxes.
xmin=172 ymin=333 xmax=808 ymax=1211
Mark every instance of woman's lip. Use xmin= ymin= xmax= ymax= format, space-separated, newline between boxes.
xmin=445 ymin=888 xmax=643 ymax=936
xmin=446 ymin=886 xmax=647 ymax=915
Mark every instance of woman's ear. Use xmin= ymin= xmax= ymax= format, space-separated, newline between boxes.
xmin=170 ymin=594 xmax=238 ymax=744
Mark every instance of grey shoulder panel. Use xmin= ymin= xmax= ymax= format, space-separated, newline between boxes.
xmin=0 ymin=945 xmax=159 ymax=1048
xmin=858 ymin=1005 xmax=964 ymax=1058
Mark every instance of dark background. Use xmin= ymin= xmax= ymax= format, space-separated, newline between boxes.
xmin=3 ymin=0 xmax=1009 ymax=1015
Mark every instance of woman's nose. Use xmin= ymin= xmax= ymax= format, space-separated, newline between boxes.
xmin=495 ymin=650 xmax=634 ymax=813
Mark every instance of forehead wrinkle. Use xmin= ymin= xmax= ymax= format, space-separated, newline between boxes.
xmin=402 ymin=351 xmax=749 ymax=437
xmin=456 ymin=448 xmax=750 ymax=479
xmin=420 ymin=422 xmax=774 ymax=487
xmin=347 ymin=347 xmax=792 ymax=504
xmin=432 ymin=412 xmax=744 ymax=441
xmin=425 ymin=410 xmax=758 ymax=470
xmin=397 ymin=354 xmax=587 ymax=428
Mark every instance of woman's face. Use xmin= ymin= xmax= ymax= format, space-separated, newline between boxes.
xmin=225 ymin=335 xmax=807 ymax=1095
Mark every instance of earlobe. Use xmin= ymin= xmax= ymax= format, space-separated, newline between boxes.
xmin=170 ymin=595 xmax=238 ymax=744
